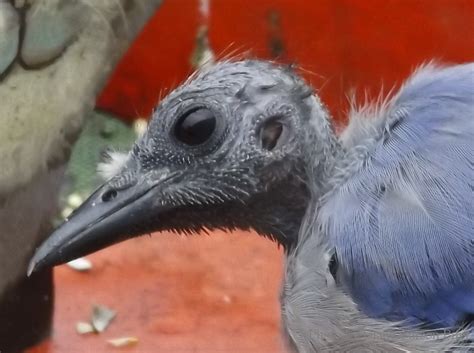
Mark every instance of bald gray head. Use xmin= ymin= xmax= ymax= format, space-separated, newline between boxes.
xmin=29 ymin=60 xmax=338 ymax=272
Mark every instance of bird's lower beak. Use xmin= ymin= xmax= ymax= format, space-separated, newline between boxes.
xmin=28 ymin=175 xmax=171 ymax=276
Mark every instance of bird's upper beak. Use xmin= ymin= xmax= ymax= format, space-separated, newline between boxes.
xmin=28 ymin=170 xmax=172 ymax=276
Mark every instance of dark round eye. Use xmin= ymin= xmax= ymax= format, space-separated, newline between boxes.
xmin=174 ymin=108 xmax=217 ymax=146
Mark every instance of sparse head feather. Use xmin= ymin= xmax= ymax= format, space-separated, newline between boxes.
xmin=168 ymin=60 xmax=313 ymax=107
xmin=97 ymin=150 xmax=129 ymax=180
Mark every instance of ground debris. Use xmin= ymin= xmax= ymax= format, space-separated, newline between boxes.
xmin=76 ymin=321 xmax=95 ymax=334
xmin=91 ymin=304 xmax=116 ymax=333
xmin=107 ymin=336 xmax=139 ymax=347
xmin=67 ymin=257 xmax=93 ymax=272
xmin=75 ymin=304 xmax=116 ymax=335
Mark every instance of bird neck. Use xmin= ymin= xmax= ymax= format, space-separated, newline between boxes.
xmin=302 ymin=95 xmax=343 ymax=198
xmin=245 ymin=177 xmax=309 ymax=250
xmin=249 ymin=97 xmax=343 ymax=250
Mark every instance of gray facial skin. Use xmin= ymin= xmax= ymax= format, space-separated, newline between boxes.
xmin=29 ymin=60 xmax=330 ymax=271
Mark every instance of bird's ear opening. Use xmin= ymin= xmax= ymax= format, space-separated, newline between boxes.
xmin=260 ymin=118 xmax=285 ymax=151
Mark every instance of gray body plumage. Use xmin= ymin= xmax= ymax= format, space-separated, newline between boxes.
xmin=30 ymin=60 xmax=473 ymax=352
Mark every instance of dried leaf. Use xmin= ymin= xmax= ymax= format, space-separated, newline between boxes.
xmin=67 ymin=257 xmax=93 ymax=272
xmin=107 ymin=337 xmax=139 ymax=347
xmin=76 ymin=321 xmax=95 ymax=334
xmin=91 ymin=304 xmax=116 ymax=333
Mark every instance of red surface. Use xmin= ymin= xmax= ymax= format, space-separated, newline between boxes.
xmin=97 ymin=0 xmax=201 ymax=120
xmin=97 ymin=0 xmax=474 ymax=121
xmin=28 ymin=231 xmax=285 ymax=353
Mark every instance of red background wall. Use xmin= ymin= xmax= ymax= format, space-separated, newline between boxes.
xmin=97 ymin=0 xmax=474 ymax=123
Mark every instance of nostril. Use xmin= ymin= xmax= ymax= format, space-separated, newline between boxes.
xmin=101 ymin=189 xmax=118 ymax=202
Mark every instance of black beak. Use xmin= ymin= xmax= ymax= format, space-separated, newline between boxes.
xmin=28 ymin=174 xmax=171 ymax=276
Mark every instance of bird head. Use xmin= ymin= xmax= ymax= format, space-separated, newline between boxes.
xmin=29 ymin=60 xmax=336 ymax=274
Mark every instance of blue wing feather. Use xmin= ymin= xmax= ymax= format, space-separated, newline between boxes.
xmin=321 ymin=63 xmax=474 ymax=329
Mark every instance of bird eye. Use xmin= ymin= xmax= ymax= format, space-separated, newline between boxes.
xmin=260 ymin=119 xmax=284 ymax=151
xmin=174 ymin=108 xmax=217 ymax=146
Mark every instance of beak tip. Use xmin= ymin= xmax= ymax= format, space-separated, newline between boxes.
xmin=27 ymin=248 xmax=49 ymax=277
xmin=27 ymin=258 xmax=37 ymax=277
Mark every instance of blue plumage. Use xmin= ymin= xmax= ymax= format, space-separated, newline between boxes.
xmin=321 ymin=63 xmax=474 ymax=330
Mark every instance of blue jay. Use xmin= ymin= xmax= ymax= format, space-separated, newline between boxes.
xmin=29 ymin=60 xmax=473 ymax=351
